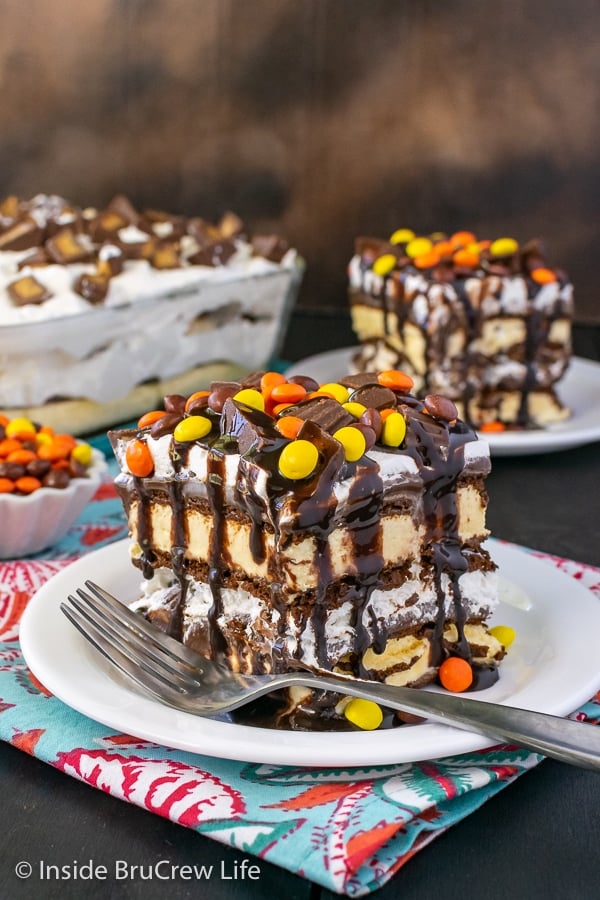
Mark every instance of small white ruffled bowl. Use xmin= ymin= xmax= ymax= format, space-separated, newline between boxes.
xmin=0 ymin=448 xmax=107 ymax=559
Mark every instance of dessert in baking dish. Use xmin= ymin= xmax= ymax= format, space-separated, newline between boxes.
xmin=110 ymin=368 xmax=505 ymax=730
xmin=0 ymin=193 xmax=302 ymax=434
xmin=348 ymin=230 xmax=573 ymax=429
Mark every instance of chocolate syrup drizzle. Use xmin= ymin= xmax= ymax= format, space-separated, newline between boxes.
xmin=120 ymin=381 xmax=498 ymax=731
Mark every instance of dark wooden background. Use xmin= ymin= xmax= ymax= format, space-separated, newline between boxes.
xmin=1 ymin=0 xmax=598 ymax=321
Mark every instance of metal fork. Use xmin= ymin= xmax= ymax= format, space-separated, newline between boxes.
xmin=60 ymin=581 xmax=600 ymax=771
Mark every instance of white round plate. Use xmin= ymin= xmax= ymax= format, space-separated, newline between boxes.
xmin=285 ymin=350 xmax=600 ymax=456
xmin=19 ymin=538 xmax=600 ymax=767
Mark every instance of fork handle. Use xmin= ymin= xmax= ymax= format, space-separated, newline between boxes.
xmin=284 ymin=674 xmax=600 ymax=770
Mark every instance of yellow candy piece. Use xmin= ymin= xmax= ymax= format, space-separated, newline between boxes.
xmin=173 ymin=415 xmax=212 ymax=443
xmin=344 ymin=697 xmax=384 ymax=731
xmin=489 ymin=625 xmax=516 ymax=648
xmin=389 ymin=228 xmax=415 ymax=245
xmin=333 ymin=426 xmax=366 ymax=463
xmin=278 ymin=439 xmax=319 ymax=480
xmin=490 ymin=237 xmax=519 ymax=257
xmin=5 ymin=416 xmax=36 ymax=437
xmin=372 ymin=253 xmax=397 ymax=277
xmin=71 ymin=442 xmax=93 ymax=466
xmin=405 ymin=237 xmax=433 ymax=259
xmin=319 ymin=382 xmax=349 ymax=404
xmin=233 ymin=388 xmax=265 ymax=412
xmin=342 ymin=401 xmax=367 ymax=419
xmin=35 ymin=432 xmax=53 ymax=448
xmin=381 ymin=411 xmax=407 ymax=447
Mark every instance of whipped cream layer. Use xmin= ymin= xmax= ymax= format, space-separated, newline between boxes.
xmin=0 ymin=193 xmax=301 ymax=407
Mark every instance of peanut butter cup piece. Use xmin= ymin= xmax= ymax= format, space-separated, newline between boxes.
xmin=7 ymin=275 xmax=52 ymax=306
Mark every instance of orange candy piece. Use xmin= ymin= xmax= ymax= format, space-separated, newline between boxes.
xmin=377 ymin=370 xmax=415 ymax=392
xmin=439 ymin=657 xmax=473 ymax=692
xmin=138 ymin=410 xmax=167 ymax=428
xmin=6 ymin=449 xmax=37 ymax=465
xmin=449 ymin=231 xmax=477 ymax=249
xmin=125 ymin=439 xmax=154 ymax=477
xmin=269 ymin=383 xmax=307 ymax=405
xmin=15 ymin=476 xmax=42 ymax=494
xmin=479 ymin=421 xmax=506 ymax=433
xmin=453 ymin=248 xmax=480 ymax=268
xmin=275 ymin=416 xmax=305 ymax=440
xmin=0 ymin=438 xmax=23 ymax=458
xmin=531 ymin=267 xmax=557 ymax=285
xmin=0 ymin=477 xmax=15 ymax=493
xmin=414 ymin=250 xmax=440 ymax=269
xmin=260 ymin=372 xmax=287 ymax=395
xmin=0 ymin=414 xmax=10 ymax=428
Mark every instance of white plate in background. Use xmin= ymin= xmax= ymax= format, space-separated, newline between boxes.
xmin=285 ymin=351 xmax=600 ymax=456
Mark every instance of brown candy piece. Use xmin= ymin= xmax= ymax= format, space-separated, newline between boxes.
xmin=240 ymin=371 xmax=266 ymax=390
xmin=218 ymin=211 xmax=245 ymax=238
xmin=423 ymin=393 xmax=458 ymax=422
xmin=89 ymin=210 xmax=129 ymax=241
xmin=46 ymin=228 xmax=91 ymax=264
xmin=188 ymin=240 xmax=237 ymax=267
xmin=250 ymin=234 xmax=289 ymax=263
xmin=150 ymin=413 xmax=183 ymax=438
xmin=350 ymin=384 xmax=397 ymax=411
xmin=351 ymin=423 xmax=377 ymax=450
xmin=106 ymin=194 xmax=139 ymax=224
xmin=43 ymin=468 xmax=71 ymax=489
xmin=151 ymin=243 xmax=181 ymax=270
xmin=0 ymin=462 xmax=26 ymax=480
xmin=360 ymin=407 xmax=383 ymax=440
xmin=73 ymin=273 xmax=109 ymax=304
xmin=186 ymin=395 xmax=210 ymax=414
xmin=0 ymin=216 xmax=43 ymax=251
xmin=282 ymin=397 xmax=354 ymax=435
xmin=339 ymin=373 xmax=380 ymax=390
xmin=97 ymin=243 xmax=125 ymax=277
xmin=26 ymin=458 xmax=51 ymax=479
xmin=163 ymin=394 xmax=187 ymax=415
xmin=221 ymin=398 xmax=278 ymax=456
xmin=287 ymin=374 xmax=319 ymax=393
xmin=7 ymin=275 xmax=52 ymax=307
xmin=208 ymin=382 xmax=241 ymax=413
xmin=17 ymin=247 xmax=50 ymax=269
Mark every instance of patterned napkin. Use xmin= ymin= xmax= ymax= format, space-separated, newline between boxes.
xmin=1 ymin=435 xmax=599 ymax=896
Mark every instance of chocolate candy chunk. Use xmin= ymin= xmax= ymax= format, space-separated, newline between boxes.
xmin=141 ymin=209 xmax=188 ymax=240
xmin=188 ymin=240 xmax=237 ymax=267
xmin=221 ymin=398 xmax=278 ymax=456
xmin=0 ymin=462 xmax=26 ymax=480
xmin=282 ymin=397 xmax=354 ymax=434
xmin=163 ymin=394 xmax=187 ymax=415
xmin=350 ymin=384 xmax=397 ymax=411
xmin=0 ymin=194 xmax=20 ymax=226
xmin=17 ymin=247 xmax=51 ymax=269
xmin=251 ymin=234 xmax=289 ymax=263
xmin=424 ymin=394 xmax=458 ymax=421
xmin=338 ymin=373 xmax=380 ymax=390
xmin=240 ymin=371 xmax=266 ymax=389
xmin=208 ymin=382 xmax=241 ymax=413
xmin=45 ymin=228 xmax=91 ymax=264
xmin=117 ymin=231 xmax=155 ymax=260
xmin=0 ymin=216 xmax=43 ymax=251
xmin=287 ymin=374 xmax=319 ymax=393
xmin=43 ymin=468 xmax=71 ymax=489
xmin=7 ymin=275 xmax=52 ymax=307
xmin=89 ymin=209 xmax=130 ymax=242
xmin=218 ymin=211 xmax=245 ymax=239
xmin=26 ymin=458 xmax=51 ymax=479
xmin=360 ymin=407 xmax=383 ymax=439
xmin=97 ymin=242 xmax=125 ymax=277
xmin=106 ymin=194 xmax=139 ymax=225
xmin=73 ymin=273 xmax=109 ymax=304
xmin=151 ymin=242 xmax=181 ymax=270
xmin=150 ymin=412 xmax=183 ymax=438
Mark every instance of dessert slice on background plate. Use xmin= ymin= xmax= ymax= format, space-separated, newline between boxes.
xmin=349 ymin=229 xmax=573 ymax=430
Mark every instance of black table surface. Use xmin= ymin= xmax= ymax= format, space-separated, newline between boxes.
xmin=3 ymin=312 xmax=600 ymax=900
